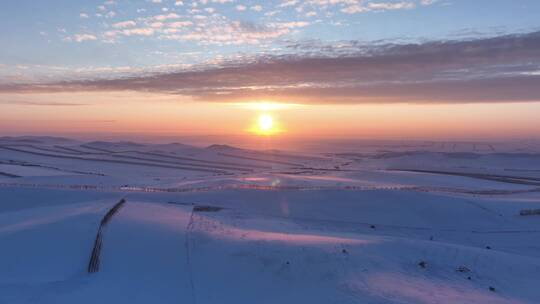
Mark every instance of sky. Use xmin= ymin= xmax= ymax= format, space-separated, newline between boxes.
xmin=1 ymin=0 xmax=540 ymax=144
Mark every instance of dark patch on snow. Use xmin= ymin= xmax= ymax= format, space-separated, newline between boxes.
xmin=193 ymin=205 xmax=223 ymax=212
xmin=168 ymin=201 xmax=196 ymax=206
xmin=456 ymin=266 xmax=471 ymax=273
xmin=520 ymin=209 xmax=540 ymax=216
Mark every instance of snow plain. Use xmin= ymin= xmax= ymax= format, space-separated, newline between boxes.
xmin=1 ymin=136 xmax=539 ymax=303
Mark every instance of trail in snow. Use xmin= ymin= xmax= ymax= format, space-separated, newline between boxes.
xmin=87 ymin=198 xmax=126 ymax=273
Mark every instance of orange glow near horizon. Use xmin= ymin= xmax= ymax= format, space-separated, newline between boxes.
xmin=232 ymin=101 xmax=302 ymax=111
xmin=2 ymin=91 xmax=540 ymax=142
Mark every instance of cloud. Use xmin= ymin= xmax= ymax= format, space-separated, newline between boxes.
xmin=273 ymin=21 xmax=309 ymax=29
xmin=279 ymin=0 xmax=298 ymax=8
xmin=368 ymin=1 xmax=415 ymax=10
xmin=1 ymin=100 xmax=88 ymax=106
xmin=69 ymin=0 xmax=436 ymax=47
xmin=251 ymin=5 xmax=263 ymax=12
xmin=169 ymin=21 xmax=193 ymax=28
xmin=100 ymin=12 xmax=307 ymax=45
xmin=159 ymin=20 xmax=308 ymax=45
xmin=65 ymin=34 xmax=98 ymax=42
xmin=5 ymin=31 xmax=540 ymax=104
xmin=342 ymin=1 xmax=416 ymax=13
xmin=112 ymin=20 xmax=137 ymax=29
xmin=103 ymin=13 xmax=192 ymax=41
xmin=152 ymin=13 xmax=181 ymax=21
xmin=121 ymin=28 xmax=155 ymax=36
xmin=297 ymin=0 xmax=432 ymax=14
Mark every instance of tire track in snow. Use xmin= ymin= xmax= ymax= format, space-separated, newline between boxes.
xmin=185 ymin=207 xmax=198 ymax=304
xmin=0 ymin=171 xmax=20 ymax=178
xmin=87 ymin=198 xmax=127 ymax=273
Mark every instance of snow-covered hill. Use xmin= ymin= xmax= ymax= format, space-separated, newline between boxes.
xmin=1 ymin=137 xmax=539 ymax=303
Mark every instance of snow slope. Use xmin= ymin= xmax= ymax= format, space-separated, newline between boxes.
xmin=1 ymin=137 xmax=540 ymax=303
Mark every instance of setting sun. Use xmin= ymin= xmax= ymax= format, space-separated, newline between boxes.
xmin=250 ymin=113 xmax=281 ymax=136
xmin=258 ymin=114 xmax=273 ymax=131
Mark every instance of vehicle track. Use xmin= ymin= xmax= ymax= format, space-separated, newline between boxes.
xmin=185 ymin=207 xmax=198 ymax=304
xmin=88 ymin=198 xmax=127 ymax=273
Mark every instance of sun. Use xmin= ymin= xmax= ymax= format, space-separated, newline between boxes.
xmin=258 ymin=114 xmax=273 ymax=131
xmin=251 ymin=113 xmax=279 ymax=135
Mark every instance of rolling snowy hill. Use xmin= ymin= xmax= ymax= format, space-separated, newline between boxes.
xmin=1 ymin=137 xmax=540 ymax=303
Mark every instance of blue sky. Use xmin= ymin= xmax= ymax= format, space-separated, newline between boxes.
xmin=1 ymin=0 xmax=540 ymax=82
xmin=1 ymin=0 xmax=540 ymax=140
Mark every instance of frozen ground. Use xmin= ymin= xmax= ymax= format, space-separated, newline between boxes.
xmin=1 ymin=136 xmax=540 ymax=303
